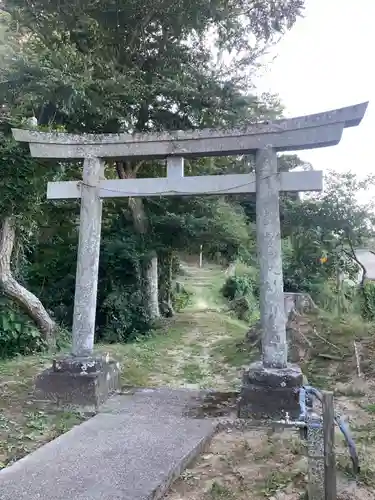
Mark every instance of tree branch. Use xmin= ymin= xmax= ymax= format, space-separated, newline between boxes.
xmin=344 ymin=236 xmax=367 ymax=288
xmin=0 ymin=217 xmax=56 ymax=349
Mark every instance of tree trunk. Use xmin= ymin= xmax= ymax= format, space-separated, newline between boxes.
xmin=159 ymin=250 xmax=174 ymax=317
xmin=116 ymin=161 xmax=160 ymax=320
xmin=0 ymin=217 xmax=56 ymax=349
xmin=143 ymin=250 xmax=160 ymax=319
xmin=345 ymin=238 xmax=367 ymax=288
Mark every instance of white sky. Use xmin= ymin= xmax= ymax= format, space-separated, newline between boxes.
xmin=257 ymin=0 xmax=374 ymax=181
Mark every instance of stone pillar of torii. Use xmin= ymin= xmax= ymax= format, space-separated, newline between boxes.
xmin=13 ymin=101 xmax=368 ymax=414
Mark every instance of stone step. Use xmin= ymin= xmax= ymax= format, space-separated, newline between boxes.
xmin=181 ymin=273 xmax=218 ymax=278
xmin=0 ymin=388 xmax=217 ymax=500
xmin=180 ymin=281 xmax=213 ymax=284
xmin=179 ymin=273 xmax=214 ymax=276
xmin=180 ymin=266 xmax=221 ymax=272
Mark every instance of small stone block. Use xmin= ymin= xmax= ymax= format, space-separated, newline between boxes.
xmin=238 ymin=361 xmax=303 ymax=420
xmin=35 ymin=356 xmax=121 ymax=412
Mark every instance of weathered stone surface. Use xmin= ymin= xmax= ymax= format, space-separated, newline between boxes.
xmin=52 ymin=354 xmax=110 ymax=373
xmin=0 ymin=388 xmax=217 ymax=500
xmin=245 ymin=292 xmax=317 ymax=363
xmin=284 ymin=292 xmax=317 ymax=317
xmin=238 ymin=361 xmax=303 ymax=420
xmin=72 ymin=157 xmax=104 ymax=357
xmin=46 ymin=171 xmax=323 ymax=199
xmin=256 ymin=146 xmax=287 ymax=369
xmin=286 ymin=310 xmax=314 ymax=364
xmin=35 ymin=356 xmax=121 ymax=412
xmin=12 ymin=102 xmax=368 ymax=159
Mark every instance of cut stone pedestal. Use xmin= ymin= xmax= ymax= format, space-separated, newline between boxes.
xmin=238 ymin=361 xmax=303 ymax=420
xmin=35 ymin=355 xmax=121 ymax=412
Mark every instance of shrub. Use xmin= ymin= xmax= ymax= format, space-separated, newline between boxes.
xmin=172 ymin=289 xmax=192 ymax=312
xmin=26 ymin=218 xmax=155 ymax=344
xmin=222 ymin=275 xmax=252 ymax=301
xmin=0 ymin=294 xmax=46 ymax=358
xmin=362 ymin=281 xmax=375 ymax=321
xmin=97 ymin=286 xmax=151 ymax=343
xmin=222 ymin=262 xmax=259 ymax=321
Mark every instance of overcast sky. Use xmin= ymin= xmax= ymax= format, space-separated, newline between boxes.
xmin=257 ymin=0 xmax=374 ymax=181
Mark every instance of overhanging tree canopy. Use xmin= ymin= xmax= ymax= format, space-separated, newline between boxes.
xmin=0 ymin=0 xmax=306 ymax=345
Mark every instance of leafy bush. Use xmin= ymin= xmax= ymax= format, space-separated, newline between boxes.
xmin=0 ymin=295 xmax=46 ymax=358
xmin=96 ymin=231 xmax=153 ymax=343
xmin=26 ymin=215 xmax=154 ymax=343
xmin=308 ymin=278 xmax=360 ymax=315
xmin=231 ymin=295 xmax=257 ymax=321
xmin=98 ymin=286 xmax=151 ymax=343
xmin=172 ymin=290 xmax=192 ymax=312
xmin=281 ymin=237 xmax=361 ymax=315
xmin=222 ymin=262 xmax=259 ymax=320
xmin=362 ymin=281 xmax=375 ymax=321
xmin=222 ymin=262 xmax=258 ymax=297
xmin=222 ymin=275 xmax=253 ymax=301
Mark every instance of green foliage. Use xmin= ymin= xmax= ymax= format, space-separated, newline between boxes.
xmin=97 ymin=242 xmax=152 ymax=343
xmin=24 ymin=196 xmax=256 ymax=341
xmin=27 ymin=214 xmax=154 ymax=343
xmin=222 ymin=275 xmax=254 ymax=301
xmin=172 ymin=288 xmax=192 ymax=312
xmin=148 ymin=196 xmax=254 ymax=264
xmin=0 ymin=295 xmax=45 ymax=358
xmin=22 ymin=200 xmax=80 ymax=326
xmin=200 ymin=200 xmax=254 ymax=264
xmin=0 ymin=0 xmax=304 ymax=343
xmin=282 ymin=171 xmax=375 ymax=297
xmin=222 ymin=262 xmax=258 ymax=321
xmin=0 ymin=0 xmax=302 ymax=131
xmin=0 ymin=135 xmax=53 ymax=225
xmin=282 ymin=236 xmax=335 ymax=295
xmin=98 ymin=286 xmax=150 ymax=343
xmin=306 ymin=278 xmax=361 ymax=316
xmin=362 ymin=282 xmax=375 ymax=321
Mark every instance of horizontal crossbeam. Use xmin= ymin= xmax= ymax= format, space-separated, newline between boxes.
xmin=47 ymin=171 xmax=323 ymax=199
xmin=12 ymin=102 xmax=368 ymax=159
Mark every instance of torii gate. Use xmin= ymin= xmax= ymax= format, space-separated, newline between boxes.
xmin=12 ymin=101 xmax=368 ymax=414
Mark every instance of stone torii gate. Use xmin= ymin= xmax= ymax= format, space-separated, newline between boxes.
xmin=13 ymin=102 xmax=368 ymax=413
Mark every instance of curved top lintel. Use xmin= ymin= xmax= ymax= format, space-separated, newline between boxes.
xmin=12 ymin=102 xmax=368 ymax=145
xmin=11 ymin=102 xmax=369 ymax=159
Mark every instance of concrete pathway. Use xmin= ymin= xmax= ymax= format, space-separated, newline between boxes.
xmin=0 ymin=388 xmax=217 ymax=500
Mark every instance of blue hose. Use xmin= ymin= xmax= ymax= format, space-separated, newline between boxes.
xmin=335 ymin=414 xmax=360 ymax=474
xmin=298 ymin=386 xmax=306 ymax=421
xmin=299 ymin=385 xmax=359 ymax=474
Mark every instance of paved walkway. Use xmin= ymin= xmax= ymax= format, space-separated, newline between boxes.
xmin=0 ymin=388 xmax=217 ymax=500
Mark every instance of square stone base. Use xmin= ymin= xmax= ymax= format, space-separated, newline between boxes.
xmin=35 ymin=355 xmax=121 ymax=412
xmin=238 ymin=361 xmax=303 ymax=420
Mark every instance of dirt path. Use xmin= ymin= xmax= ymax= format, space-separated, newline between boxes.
xmin=141 ymin=262 xmax=250 ymax=391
